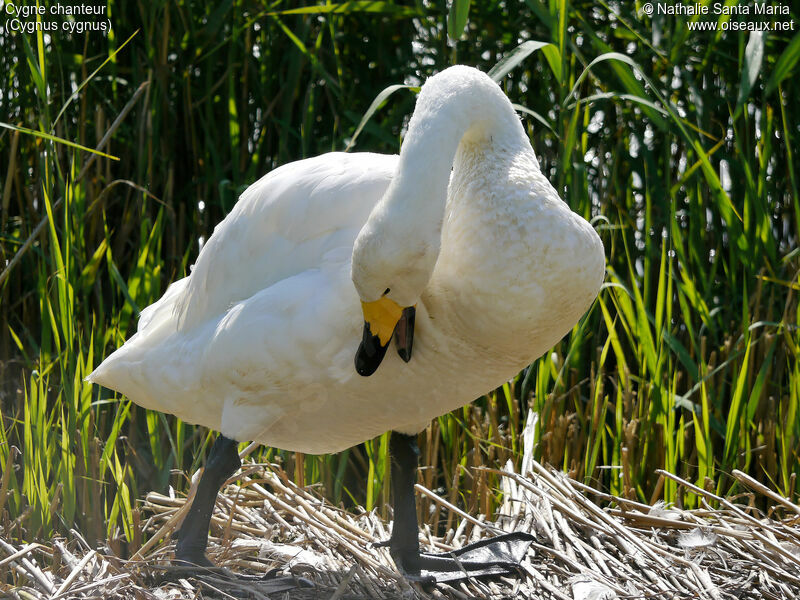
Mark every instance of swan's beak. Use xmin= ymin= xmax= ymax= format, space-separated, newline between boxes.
xmin=355 ymin=298 xmax=416 ymax=376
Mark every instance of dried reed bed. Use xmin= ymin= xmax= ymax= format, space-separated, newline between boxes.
xmin=3 ymin=425 xmax=800 ymax=599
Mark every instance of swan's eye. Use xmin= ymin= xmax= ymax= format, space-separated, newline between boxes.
xmin=383 ymin=288 xmax=391 ymax=296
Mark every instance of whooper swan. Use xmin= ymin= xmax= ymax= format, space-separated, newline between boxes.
xmin=88 ymin=65 xmax=605 ymax=584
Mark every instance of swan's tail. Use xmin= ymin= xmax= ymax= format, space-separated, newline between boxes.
xmin=85 ymin=336 xmax=160 ymax=411
xmin=85 ymin=277 xmax=192 ymax=411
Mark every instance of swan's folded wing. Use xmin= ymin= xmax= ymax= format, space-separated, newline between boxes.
xmin=87 ymin=247 xmax=358 ymax=428
xmin=175 ymin=152 xmax=397 ymax=330
xmin=88 ymin=153 xmax=395 ymax=423
xmin=200 ymin=246 xmax=362 ymax=446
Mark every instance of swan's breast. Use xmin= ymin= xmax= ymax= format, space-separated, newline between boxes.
xmin=429 ymin=148 xmax=604 ymax=364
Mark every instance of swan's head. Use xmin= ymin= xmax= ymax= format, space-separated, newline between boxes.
xmin=350 ymin=200 xmax=440 ymax=377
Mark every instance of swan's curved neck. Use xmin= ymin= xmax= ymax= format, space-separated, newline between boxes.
xmin=351 ymin=67 xmax=533 ymax=308
xmin=391 ymin=69 xmax=528 ymax=223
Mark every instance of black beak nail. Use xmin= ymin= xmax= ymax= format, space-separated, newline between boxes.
xmin=355 ymin=322 xmax=389 ymax=377
xmin=394 ymin=306 xmax=416 ymax=363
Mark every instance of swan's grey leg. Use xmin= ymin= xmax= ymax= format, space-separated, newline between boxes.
xmin=388 ymin=432 xmax=424 ymax=575
xmin=175 ymin=435 xmax=241 ymax=566
xmin=389 ymin=431 xmax=535 ymax=585
xmin=390 ymin=431 xmax=462 ymax=584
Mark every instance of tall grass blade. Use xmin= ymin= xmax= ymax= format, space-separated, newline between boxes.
xmin=735 ymin=31 xmax=764 ymax=117
xmin=447 ymin=0 xmax=471 ymax=43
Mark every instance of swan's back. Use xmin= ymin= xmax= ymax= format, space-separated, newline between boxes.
xmin=174 ymin=152 xmax=397 ymax=330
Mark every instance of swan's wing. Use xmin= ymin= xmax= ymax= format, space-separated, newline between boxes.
xmin=88 ymin=152 xmax=396 ymax=415
xmin=90 ymin=241 xmax=364 ymax=447
xmin=174 ymin=152 xmax=397 ymax=330
xmin=204 ymin=246 xmax=362 ymax=445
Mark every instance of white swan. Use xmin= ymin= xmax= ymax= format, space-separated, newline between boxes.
xmin=88 ymin=65 xmax=605 ymax=583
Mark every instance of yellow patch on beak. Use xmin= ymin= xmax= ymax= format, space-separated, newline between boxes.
xmin=361 ymin=296 xmax=404 ymax=345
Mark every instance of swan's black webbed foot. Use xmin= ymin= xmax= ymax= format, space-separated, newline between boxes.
xmin=172 ymin=551 xmax=215 ymax=569
xmin=392 ymin=532 xmax=535 ymax=584
xmin=388 ymin=431 xmax=534 ymax=586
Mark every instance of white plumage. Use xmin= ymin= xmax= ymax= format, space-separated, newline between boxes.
xmin=88 ymin=66 xmax=605 ymax=454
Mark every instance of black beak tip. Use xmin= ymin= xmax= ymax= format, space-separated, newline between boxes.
xmin=355 ymin=322 xmax=389 ymax=377
xmin=355 ymin=348 xmax=380 ymax=376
